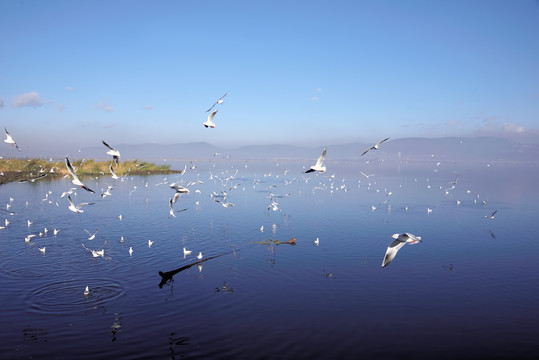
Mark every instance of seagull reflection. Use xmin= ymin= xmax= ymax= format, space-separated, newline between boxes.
xmin=158 ymin=252 xmax=232 ymax=288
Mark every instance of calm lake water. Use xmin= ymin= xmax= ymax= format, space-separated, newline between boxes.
xmin=1 ymin=158 xmax=539 ymax=359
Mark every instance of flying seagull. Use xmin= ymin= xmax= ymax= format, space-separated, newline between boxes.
xmin=203 ymin=109 xmax=218 ymax=128
xmin=484 ymin=210 xmax=498 ymax=219
xmin=168 ymin=198 xmax=188 ymax=217
xmin=84 ymin=228 xmax=99 ymax=240
xmin=4 ymin=128 xmax=21 ymax=151
xmin=169 ymin=183 xmax=190 ymax=203
xmin=67 ymin=195 xmax=94 ymax=214
xmin=305 ymin=148 xmax=327 ymax=173
xmin=18 ymin=173 xmax=48 ymax=183
xmin=102 ymin=140 xmax=120 ymax=165
xmin=206 ymin=93 xmax=227 ymax=112
xmin=65 ymin=157 xmax=95 ymax=193
xmin=382 ymin=233 xmax=422 ymax=267
xmin=362 ymin=137 xmax=390 ymax=156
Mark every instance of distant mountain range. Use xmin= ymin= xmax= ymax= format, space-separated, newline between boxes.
xmin=15 ymin=137 xmax=539 ymax=163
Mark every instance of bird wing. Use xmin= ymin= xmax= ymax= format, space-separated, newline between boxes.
xmin=382 ymin=240 xmax=407 ymax=267
xmin=361 ymin=147 xmax=373 ymax=156
xmin=172 ymin=192 xmax=183 ymax=203
xmin=206 ymin=93 xmax=227 ymax=112
xmin=315 ymin=148 xmax=326 ymax=167
xmin=67 ymin=195 xmax=75 ymax=207
xmin=109 ymin=164 xmax=118 ymax=177
xmin=208 ymin=109 xmax=218 ymax=122
xmin=403 ymin=233 xmax=422 ymax=243
xmin=84 ymin=229 xmax=91 ymax=236
xmin=377 ymin=137 xmax=390 ymax=146
xmin=102 ymin=140 xmax=114 ymax=151
xmin=65 ymin=157 xmax=79 ymax=181
xmin=491 ymin=210 xmax=498 ymax=217
xmin=4 ymin=128 xmax=13 ymax=141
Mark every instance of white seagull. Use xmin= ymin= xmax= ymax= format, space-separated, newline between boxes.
xmin=65 ymin=157 xmax=95 ymax=193
xmin=197 ymin=252 xmax=203 ymax=260
xmin=84 ymin=286 xmax=90 ymax=296
xmin=484 ymin=210 xmax=498 ymax=219
xmin=4 ymin=128 xmax=21 ymax=151
xmin=84 ymin=228 xmax=99 ymax=240
xmin=102 ymin=140 xmax=120 ymax=165
xmin=203 ymin=109 xmax=218 ymax=128
xmin=382 ymin=233 xmax=422 ymax=267
xmin=362 ymin=137 xmax=390 ymax=156
xmin=305 ymin=148 xmax=327 ymax=173
xmin=206 ymin=93 xmax=227 ymax=112
xmin=169 ymin=183 xmax=190 ymax=203
xmin=183 ymin=247 xmax=192 ymax=256
xmin=67 ymin=195 xmax=94 ymax=214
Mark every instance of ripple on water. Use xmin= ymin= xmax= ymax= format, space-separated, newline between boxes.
xmin=26 ymin=278 xmax=125 ymax=315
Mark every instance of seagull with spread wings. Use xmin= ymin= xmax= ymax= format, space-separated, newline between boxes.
xmin=102 ymin=140 xmax=120 ymax=165
xmin=305 ymin=148 xmax=327 ymax=173
xmin=206 ymin=93 xmax=227 ymax=112
xmin=382 ymin=233 xmax=422 ymax=267
xmin=203 ymin=109 xmax=218 ymax=128
xmin=362 ymin=137 xmax=390 ymax=156
xmin=4 ymin=128 xmax=21 ymax=151
xmin=65 ymin=157 xmax=95 ymax=193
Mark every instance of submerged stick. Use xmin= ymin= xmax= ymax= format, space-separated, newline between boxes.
xmin=158 ymin=252 xmax=233 ymax=288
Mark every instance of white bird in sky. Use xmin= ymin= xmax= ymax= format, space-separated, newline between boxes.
xmin=484 ymin=210 xmax=498 ymax=219
xmin=305 ymin=148 xmax=327 ymax=173
xmin=67 ymin=195 xmax=94 ymax=214
xmin=102 ymin=140 xmax=120 ymax=165
xmin=382 ymin=233 xmax=422 ymax=267
xmin=206 ymin=93 xmax=227 ymax=112
xmin=203 ymin=109 xmax=218 ymax=128
xmin=84 ymin=228 xmax=99 ymax=240
xmin=362 ymin=137 xmax=390 ymax=156
xmin=4 ymin=128 xmax=21 ymax=151
xmin=65 ymin=157 xmax=95 ymax=193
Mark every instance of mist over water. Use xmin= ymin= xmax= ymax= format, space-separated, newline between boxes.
xmin=1 ymin=159 xmax=538 ymax=359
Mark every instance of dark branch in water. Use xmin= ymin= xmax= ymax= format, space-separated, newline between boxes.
xmin=158 ymin=252 xmax=233 ymax=288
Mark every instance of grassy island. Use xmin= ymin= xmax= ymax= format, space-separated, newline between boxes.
xmin=0 ymin=158 xmax=180 ymax=185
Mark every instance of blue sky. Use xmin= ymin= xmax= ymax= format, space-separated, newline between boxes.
xmin=1 ymin=0 xmax=538 ymax=153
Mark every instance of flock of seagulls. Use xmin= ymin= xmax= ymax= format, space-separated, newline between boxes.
xmin=2 ymin=93 xmax=504 ymax=297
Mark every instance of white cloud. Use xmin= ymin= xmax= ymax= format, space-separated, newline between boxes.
xmin=12 ymin=91 xmax=48 ymax=108
xmin=95 ymin=101 xmax=113 ymax=112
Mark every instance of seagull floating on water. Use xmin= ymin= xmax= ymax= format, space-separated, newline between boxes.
xmin=4 ymin=128 xmax=21 ymax=151
xmin=362 ymin=138 xmax=390 ymax=156
xmin=183 ymin=247 xmax=192 ymax=256
xmin=206 ymin=93 xmax=227 ymax=112
xmin=84 ymin=286 xmax=90 ymax=296
xmin=129 ymin=247 xmax=133 ymax=256
xmin=203 ymin=109 xmax=218 ymax=128
xmin=305 ymin=148 xmax=326 ymax=173
xmin=102 ymin=140 xmax=120 ymax=165
xmin=65 ymin=157 xmax=95 ymax=193
xmin=197 ymin=252 xmax=203 ymax=260
xmin=382 ymin=233 xmax=422 ymax=267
